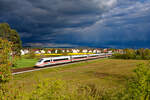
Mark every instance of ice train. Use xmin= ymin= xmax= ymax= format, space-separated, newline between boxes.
xmin=35 ymin=53 xmax=108 ymax=67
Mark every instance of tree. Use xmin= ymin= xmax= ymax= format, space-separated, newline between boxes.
xmin=0 ymin=38 xmax=12 ymax=82
xmin=0 ymin=38 xmax=12 ymax=99
xmin=0 ymin=23 xmax=22 ymax=56
xmin=10 ymin=29 xmax=22 ymax=56
xmin=137 ymin=48 xmax=145 ymax=59
xmin=123 ymin=49 xmax=136 ymax=59
xmin=57 ymin=49 xmax=63 ymax=54
xmin=0 ymin=23 xmax=10 ymax=38
xmin=51 ymin=48 xmax=56 ymax=53
xmin=143 ymin=49 xmax=150 ymax=60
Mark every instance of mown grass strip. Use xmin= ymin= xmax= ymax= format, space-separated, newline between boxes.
xmin=12 ymin=58 xmax=38 ymax=69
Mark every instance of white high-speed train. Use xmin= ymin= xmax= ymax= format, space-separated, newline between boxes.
xmin=35 ymin=53 xmax=106 ymax=67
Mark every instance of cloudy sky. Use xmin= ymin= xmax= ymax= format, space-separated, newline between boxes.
xmin=0 ymin=0 xmax=150 ymax=48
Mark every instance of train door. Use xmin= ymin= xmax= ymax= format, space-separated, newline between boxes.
xmin=70 ymin=55 xmax=73 ymax=62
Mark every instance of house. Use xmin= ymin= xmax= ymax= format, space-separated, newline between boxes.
xmin=21 ymin=50 xmax=25 ymax=55
xmin=82 ymin=49 xmax=88 ymax=53
xmin=103 ymin=49 xmax=108 ymax=53
xmin=47 ymin=50 xmax=51 ymax=54
xmin=67 ymin=50 xmax=70 ymax=53
xmin=62 ymin=49 xmax=65 ymax=53
xmin=93 ymin=50 xmax=97 ymax=53
xmin=41 ymin=50 xmax=45 ymax=54
xmin=35 ymin=50 xmax=41 ymax=54
xmin=88 ymin=50 xmax=92 ymax=53
xmin=97 ymin=50 xmax=101 ymax=53
xmin=72 ymin=49 xmax=78 ymax=53
xmin=55 ymin=50 xmax=58 ymax=53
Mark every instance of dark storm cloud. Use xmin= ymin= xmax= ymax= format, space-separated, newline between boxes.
xmin=26 ymin=0 xmax=106 ymax=15
xmin=0 ymin=0 xmax=150 ymax=48
xmin=0 ymin=0 xmax=117 ymax=43
xmin=0 ymin=0 xmax=17 ymax=13
xmin=74 ymin=0 xmax=150 ymax=48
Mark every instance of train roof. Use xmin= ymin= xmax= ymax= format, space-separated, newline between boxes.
xmin=72 ymin=55 xmax=87 ymax=56
xmin=40 ymin=54 xmax=102 ymax=60
xmin=41 ymin=56 xmax=70 ymax=60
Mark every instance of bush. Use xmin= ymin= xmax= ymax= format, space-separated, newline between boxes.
xmin=113 ymin=62 xmax=150 ymax=100
xmin=28 ymin=78 xmax=121 ymax=100
xmin=30 ymin=79 xmax=101 ymax=100
xmin=135 ymin=55 xmax=142 ymax=60
xmin=127 ymin=62 xmax=150 ymax=100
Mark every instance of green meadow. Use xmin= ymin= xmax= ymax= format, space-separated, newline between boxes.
xmin=3 ymin=58 xmax=149 ymax=99
xmin=13 ymin=58 xmax=38 ymax=69
xmin=13 ymin=59 xmax=146 ymax=91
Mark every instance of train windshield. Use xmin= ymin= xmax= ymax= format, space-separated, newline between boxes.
xmin=38 ymin=59 xmax=44 ymax=62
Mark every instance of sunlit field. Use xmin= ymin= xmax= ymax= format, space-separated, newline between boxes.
xmin=13 ymin=58 xmax=38 ymax=69
xmin=13 ymin=59 xmax=146 ymax=92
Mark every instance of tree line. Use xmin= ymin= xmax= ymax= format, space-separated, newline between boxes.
xmin=113 ymin=48 xmax=150 ymax=60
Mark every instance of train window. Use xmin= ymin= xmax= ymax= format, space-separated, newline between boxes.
xmin=73 ymin=56 xmax=87 ymax=59
xmin=38 ymin=59 xmax=44 ymax=62
xmin=90 ymin=55 xmax=98 ymax=57
xmin=53 ymin=58 xmax=68 ymax=61
xmin=44 ymin=60 xmax=50 ymax=63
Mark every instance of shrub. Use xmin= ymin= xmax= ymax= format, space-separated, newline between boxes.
xmin=113 ymin=62 xmax=150 ymax=100
xmin=29 ymin=79 xmax=111 ymax=100
xmin=126 ymin=62 xmax=150 ymax=100
xmin=135 ymin=55 xmax=142 ymax=60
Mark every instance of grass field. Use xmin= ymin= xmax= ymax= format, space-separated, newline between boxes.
xmin=13 ymin=59 xmax=147 ymax=92
xmin=13 ymin=58 xmax=38 ymax=69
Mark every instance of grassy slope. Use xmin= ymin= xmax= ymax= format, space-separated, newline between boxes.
xmin=13 ymin=58 xmax=38 ymax=69
xmin=12 ymin=59 xmax=147 ymax=92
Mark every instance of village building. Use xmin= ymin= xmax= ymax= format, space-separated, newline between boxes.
xmin=67 ymin=50 xmax=70 ymax=53
xmin=35 ymin=50 xmax=41 ymax=54
xmin=82 ymin=49 xmax=88 ymax=53
xmin=41 ymin=50 xmax=45 ymax=54
xmin=93 ymin=50 xmax=97 ymax=53
xmin=72 ymin=49 xmax=78 ymax=53
xmin=97 ymin=50 xmax=101 ymax=53
xmin=21 ymin=50 xmax=25 ymax=55
xmin=55 ymin=50 xmax=58 ymax=53
xmin=88 ymin=50 xmax=92 ymax=53
xmin=62 ymin=49 xmax=65 ymax=53
xmin=47 ymin=50 xmax=51 ymax=54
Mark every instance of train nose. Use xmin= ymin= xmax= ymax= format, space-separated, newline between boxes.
xmin=35 ymin=62 xmax=41 ymax=66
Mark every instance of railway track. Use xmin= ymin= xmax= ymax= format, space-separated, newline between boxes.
xmin=12 ymin=56 xmax=109 ymax=75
